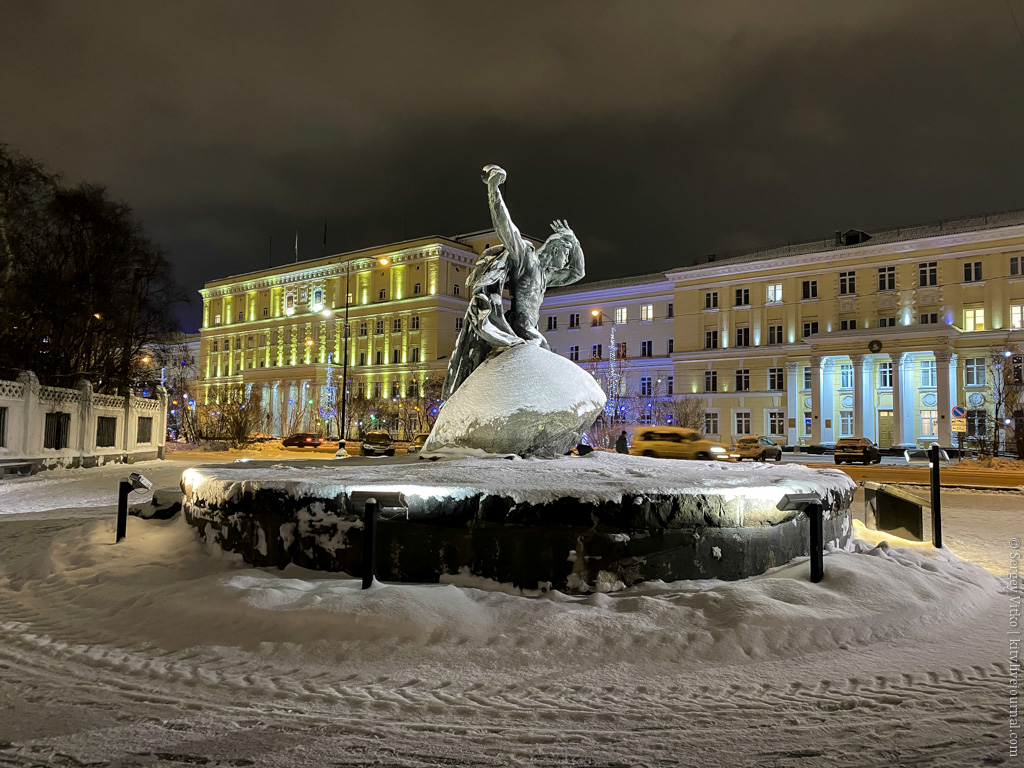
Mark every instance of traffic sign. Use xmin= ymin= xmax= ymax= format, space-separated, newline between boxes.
xmin=951 ymin=405 xmax=966 ymax=418
xmin=951 ymin=417 xmax=967 ymax=433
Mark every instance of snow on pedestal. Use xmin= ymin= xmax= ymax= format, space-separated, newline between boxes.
xmin=424 ymin=343 xmax=606 ymax=457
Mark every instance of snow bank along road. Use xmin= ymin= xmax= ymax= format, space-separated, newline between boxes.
xmin=0 ymin=459 xmax=1017 ymax=767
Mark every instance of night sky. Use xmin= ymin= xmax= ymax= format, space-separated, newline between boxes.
xmin=3 ymin=1 xmax=1024 ymax=332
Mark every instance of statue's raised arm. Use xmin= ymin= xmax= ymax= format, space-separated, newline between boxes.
xmin=483 ymin=165 xmax=528 ymax=263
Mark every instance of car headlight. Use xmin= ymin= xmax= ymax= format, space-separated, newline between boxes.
xmin=710 ymin=446 xmax=726 ymax=453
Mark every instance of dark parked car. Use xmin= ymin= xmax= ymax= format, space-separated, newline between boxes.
xmin=834 ymin=437 xmax=882 ymax=464
xmin=733 ymin=436 xmax=783 ymax=462
xmin=406 ymin=432 xmax=431 ymax=454
xmin=361 ymin=431 xmax=396 ymax=456
xmin=282 ymin=433 xmax=323 ymax=448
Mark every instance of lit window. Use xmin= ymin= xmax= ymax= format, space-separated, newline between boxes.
xmin=640 ymin=304 xmax=653 ymax=321
xmin=921 ymin=410 xmax=938 ymax=436
xmin=614 ymin=307 xmax=627 ymax=324
xmin=839 ymin=364 xmax=853 ymax=389
xmin=879 ymin=362 xmax=892 ymax=388
xmin=963 ymin=307 xmax=985 ymax=331
xmin=766 ymin=284 xmax=782 ymax=303
xmin=1011 ymin=305 xmax=1024 ymax=329
xmin=840 ymin=411 xmax=853 ymax=436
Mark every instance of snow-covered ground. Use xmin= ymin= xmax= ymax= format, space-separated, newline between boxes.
xmin=0 ymin=460 xmax=1018 ymax=767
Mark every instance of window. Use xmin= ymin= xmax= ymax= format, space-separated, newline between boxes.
xmin=373 ymin=381 xmax=382 ymax=398
xmin=921 ymin=410 xmax=938 ymax=437
xmin=455 ymin=317 xmax=463 ymax=332
xmin=704 ymin=412 xmax=719 ymax=435
xmin=801 ymin=280 xmax=817 ymax=300
xmin=964 ymin=307 xmax=985 ymax=331
xmin=235 ymin=338 xmax=241 ymax=350
xmin=839 ymin=363 xmax=853 ymax=389
xmin=877 ymin=266 xmax=895 ymax=291
xmin=375 ymin=350 xmax=383 ymax=365
xmin=1013 ymin=355 xmax=1024 ymax=384
xmin=965 ymin=357 xmax=987 ymax=387
xmin=639 ymin=413 xmax=653 ymax=425
xmin=735 ymin=412 xmax=751 ymax=435
xmin=393 ymin=318 xmax=402 ymax=332
xmin=614 ymin=307 xmax=627 ymax=324
xmin=1012 ymin=256 xmax=1021 ymax=276
xmin=238 ymin=311 xmax=244 ymax=321
xmin=641 ymin=340 xmax=653 ymax=357
xmin=769 ymin=411 xmax=785 ymax=435
xmin=735 ymin=327 xmax=750 ymax=347
xmin=379 ymin=288 xmax=387 ymax=300
xmin=802 ymin=321 xmax=818 ymax=338
xmin=803 ymin=412 xmax=812 ymax=436
xmin=411 ymin=347 xmax=420 ymax=363
xmin=705 ymin=291 xmax=718 ymax=309
xmin=768 ymin=325 xmax=783 ymax=345
xmin=43 ymin=412 xmax=70 ymax=450
xmin=359 ymin=322 xmax=368 ymax=337
xmin=313 ymin=288 xmax=323 ymax=307
xmin=407 ymin=381 xmax=419 ymax=397
xmin=591 ymin=313 xmax=603 ymax=327
xmin=212 ymin=340 xmax=219 ymax=352
xmin=262 ymin=307 xmax=269 ymax=317
xmin=734 ymin=288 xmax=749 ymax=307
xmin=839 ymin=319 xmax=855 ymax=331
xmin=375 ymin=320 xmax=384 ymax=334
xmin=667 ymin=303 xmax=674 ymax=318
xmin=0 ymin=406 xmax=5 ymax=447
xmin=357 ymin=382 xmax=366 ymax=399
xmin=411 ymin=316 xmax=420 ymax=330
xmin=667 ymin=339 xmax=674 ymax=354
xmin=963 ymin=261 xmax=983 ymax=282
xmin=878 ymin=317 xmax=896 ymax=327
xmin=547 ymin=316 xmax=558 ymax=331
xmin=392 ymin=349 xmax=401 ymax=364
xmin=802 ymin=367 xmax=812 ymax=391
xmin=1011 ymin=305 xmax=1024 ymax=329
xmin=766 ymin=283 xmax=782 ymax=303
xmin=704 ymin=370 xmax=718 ymax=392
xmin=920 ymin=359 xmax=936 ymax=387
xmin=640 ymin=304 xmax=654 ymax=321
xmin=137 ymin=417 xmax=153 ymax=444
xmin=919 ymin=313 xmax=939 ymax=324
xmin=768 ymin=367 xmax=784 ymax=390
xmin=414 ymin=282 xmax=422 ymax=295
xmin=568 ymin=345 xmax=579 ymax=361
xmin=967 ymin=409 xmax=987 ymax=438
xmin=592 ymin=344 xmax=603 ymax=359
xmin=839 ymin=271 xmax=856 ymax=295
xmin=705 ymin=330 xmax=718 ymax=349
xmin=96 ymin=416 xmax=117 ymax=448
xmin=879 ymin=362 xmax=892 ymax=388
xmin=640 ymin=377 xmax=652 ymax=396
xmin=919 ymin=261 xmax=937 ymax=286
xmin=840 ymin=411 xmax=853 ymax=437
xmin=214 ymin=313 xmax=221 ymax=325
xmin=735 ymin=369 xmax=750 ymax=392
xmin=391 ymin=382 xmax=400 ymax=398
xmin=565 ymin=312 xmax=578 ymax=328
xmin=667 ymin=376 xmax=674 ymax=395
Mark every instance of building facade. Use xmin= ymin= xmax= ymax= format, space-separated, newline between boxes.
xmin=200 ymin=211 xmax=1024 ymax=449
xmin=197 ymin=232 xmax=507 ymax=437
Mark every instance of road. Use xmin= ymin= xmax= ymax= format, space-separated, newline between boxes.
xmin=776 ymin=452 xmax=1024 ymax=488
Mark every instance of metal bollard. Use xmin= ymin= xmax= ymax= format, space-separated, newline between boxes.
xmin=116 ymin=480 xmax=131 ymax=543
xmin=929 ymin=444 xmax=942 ymax=549
xmin=361 ymin=498 xmax=379 ymax=589
xmin=777 ymin=492 xmax=825 ymax=583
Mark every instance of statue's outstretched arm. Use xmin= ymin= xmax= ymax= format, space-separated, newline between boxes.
xmin=483 ymin=165 xmax=527 ymax=262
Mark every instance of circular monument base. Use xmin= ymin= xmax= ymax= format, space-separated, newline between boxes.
xmin=181 ymin=453 xmax=855 ymax=591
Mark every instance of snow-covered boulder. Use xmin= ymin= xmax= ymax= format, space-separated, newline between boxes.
xmin=129 ymin=487 xmax=183 ymax=520
xmin=424 ymin=343 xmax=606 ymax=457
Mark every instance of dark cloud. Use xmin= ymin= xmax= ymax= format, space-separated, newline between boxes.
xmin=2 ymin=0 xmax=1022 ymax=331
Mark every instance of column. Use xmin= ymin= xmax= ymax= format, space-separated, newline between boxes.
xmin=861 ymin=356 xmax=876 ymax=442
xmin=785 ymin=361 xmax=799 ymax=446
xmin=821 ymin=359 xmax=835 ymax=442
xmin=935 ymin=349 xmax=952 ymax=446
xmin=890 ymin=352 xmax=904 ymax=447
xmin=901 ymin=354 xmax=916 ymax=446
xmin=810 ymin=356 xmax=822 ymax=444
xmin=851 ymin=355 xmax=865 ymax=438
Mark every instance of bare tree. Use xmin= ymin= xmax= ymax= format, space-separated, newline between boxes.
xmin=673 ymin=396 xmax=707 ymax=433
xmin=209 ymin=385 xmax=266 ymax=448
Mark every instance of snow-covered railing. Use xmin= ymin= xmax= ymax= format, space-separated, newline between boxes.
xmin=0 ymin=372 xmax=168 ymax=469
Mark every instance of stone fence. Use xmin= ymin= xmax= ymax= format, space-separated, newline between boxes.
xmin=0 ymin=372 xmax=167 ymax=470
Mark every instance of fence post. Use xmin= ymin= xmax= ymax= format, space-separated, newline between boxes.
xmin=929 ymin=444 xmax=942 ymax=548
xmin=17 ymin=371 xmax=40 ymax=456
xmin=362 ymin=498 xmax=379 ymax=589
